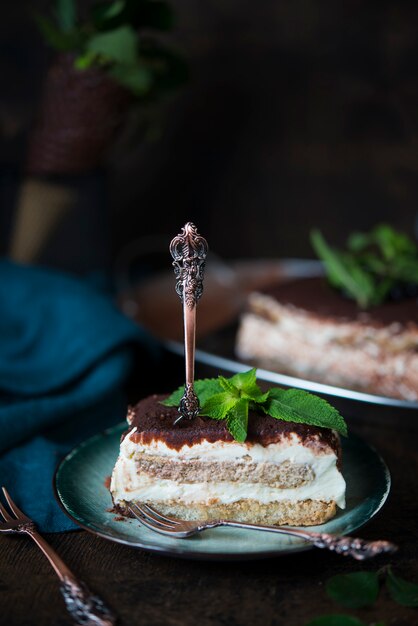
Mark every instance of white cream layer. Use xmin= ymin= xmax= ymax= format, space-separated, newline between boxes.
xmin=245 ymin=293 xmax=418 ymax=353
xmin=121 ymin=428 xmax=336 ymax=463
xmin=111 ymin=432 xmax=346 ymax=509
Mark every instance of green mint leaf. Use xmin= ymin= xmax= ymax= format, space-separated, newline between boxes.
xmin=56 ymin=0 xmax=76 ymax=32
xmin=103 ymin=0 xmax=126 ymax=19
xmin=228 ymin=368 xmax=268 ymax=402
xmin=311 ymin=230 xmax=375 ymax=308
xmin=347 ymin=231 xmax=373 ymax=252
xmin=226 ymin=398 xmax=249 ymax=442
xmin=386 ymin=567 xmax=418 ymax=607
xmin=229 ymin=368 xmax=257 ymax=391
xmin=262 ymin=388 xmax=347 ymax=436
xmin=372 ymin=224 xmax=416 ymax=261
xmin=249 ymin=389 xmax=270 ymax=403
xmin=161 ymin=387 xmax=183 ymax=407
xmin=162 ymin=370 xmax=345 ymax=441
xmin=34 ymin=15 xmax=80 ymax=51
xmin=218 ymin=376 xmax=239 ymax=396
xmin=325 ymin=572 xmax=379 ymax=608
xmin=349 ymin=225 xmax=416 ymax=261
xmin=344 ymin=256 xmax=376 ymax=306
xmin=314 ymin=225 xmax=418 ymax=309
xmin=161 ymin=378 xmax=223 ymax=407
xmin=304 ymin=617 xmax=367 ymax=626
xmin=390 ymin=257 xmax=418 ymax=284
xmin=87 ymin=26 xmax=138 ymax=66
xmin=241 ymin=382 xmax=269 ymax=402
xmin=92 ymin=0 xmax=125 ymax=27
xmin=74 ymin=51 xmax=97 ymax=70
xmin=200 ymin=393 xmax=239 ymax=420
xmin=219 ymin=371 xmax=268 ymax=402
xmin=109 ymin=64 xmax=152 ymax=96
xmin=187 ymin=379 xmax=224 ymax=405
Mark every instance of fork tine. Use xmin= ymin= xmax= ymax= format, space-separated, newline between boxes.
xmin=128 ymin=505 xmax=174 ymax=535
xmin=131 ymin=503 xmax=175 ymax=529
xmin=0 ymin=501 xmax=14 ymax=522
xmin=140 ymin=503 xmax=182 ymax=526
xmin=137 ymin=504 xmax=178 ymax=529
xmin=128 ymin=503 xmax=152 ymax=524
xmin=2 ymin=487 xmax=29 ymax=521
xmin=136 ymin=515 xmax=174 ymax=535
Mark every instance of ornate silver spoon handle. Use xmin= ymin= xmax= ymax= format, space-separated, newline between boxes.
xmin=300 ymin=532 xmax=397 ymax=560
xmin=27 ymin=528 xmax=116 ymax=624
xmin=170 ymin=222 xmax=208 ymax=422
xmin=217 ymin=521 xmax=397 ymax=560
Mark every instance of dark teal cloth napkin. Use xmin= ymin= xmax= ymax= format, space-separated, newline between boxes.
xmin=0 ymin=261 xmax=153 ymax=532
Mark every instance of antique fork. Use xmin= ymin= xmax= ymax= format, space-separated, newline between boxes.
xmin=0 ymin=487 xmax=116 ymax=625
xmin=169 ymin=222 xmax=208 ymax=423
xmin=129 ymin=502 xmax=397 ymax=561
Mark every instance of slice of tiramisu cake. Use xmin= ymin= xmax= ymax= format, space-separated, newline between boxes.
xmin=110 ymin=370 xmax=346 ymax=526
xmin=237 ymin=225 xmax=418 ymax=401
xmin=236 ymin=275 xmax=418 ymax=400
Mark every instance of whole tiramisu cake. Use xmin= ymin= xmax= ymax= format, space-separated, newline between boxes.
xmin=110 ymin=369 xmax=347 ymax=526
xmin=237 ymin=225 xmax=418 ymax=401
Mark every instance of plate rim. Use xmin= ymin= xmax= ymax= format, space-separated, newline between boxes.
xmin=166 ymin=339 xmax=418 ymax=410
xmin=54 ymin=423 xmax=392 ymax=561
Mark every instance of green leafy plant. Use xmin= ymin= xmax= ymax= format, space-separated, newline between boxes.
xmin=162 ymin=368 xmax=347 ymax=442
xmin=305 ymin=567 xmax=418 ymax=625
xmin=386 ymin=567 xmax=418 ymax=607
xmin=325 ymin=572 xmax=380 ymax=609
xmin=35 ymin=0 xmax=187 ymax=98
xmin=311 ymin=224 xmax=418 ymax=308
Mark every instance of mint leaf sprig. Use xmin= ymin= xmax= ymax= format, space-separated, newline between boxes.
xmin=326 ymin=567 xmax=418 ymax=609
xmin=35 ymin=0 xmax=187 ymax=98
xmin=311 ymin=224 xmax=418 ymax=309
xmin=325 ymin=572 xmax=380 ymax=609
xmin=386 ymin=566 xmax=418 ymax=607
xmin=304 ymin=567 xmax=418 ymax=625
xmin=162 ymin=369 xmax=347 ymax=442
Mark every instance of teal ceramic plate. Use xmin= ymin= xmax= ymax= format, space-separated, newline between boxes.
xmin=54 ymin=424 xmax=391 ymax=561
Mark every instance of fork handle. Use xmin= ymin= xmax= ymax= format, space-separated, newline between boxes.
xmin=218 ymin=522 xmax=397 ymax=560
xmin=26 ymin=529 xmax=116 ymax=625
xmin=170 ymin=222 xmax=208 ymax=421
xmin=26 ymin=528 xmax=73 ymax=580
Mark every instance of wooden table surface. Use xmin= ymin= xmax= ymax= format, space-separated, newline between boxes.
xmin=1 ymin=405 xmax=418 ymax=626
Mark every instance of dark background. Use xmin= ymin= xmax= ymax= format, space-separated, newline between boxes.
xmin=1 ymin=7 xmax=418 ymax=626
xmin=1 ymin=0 xmax=418 ymax=271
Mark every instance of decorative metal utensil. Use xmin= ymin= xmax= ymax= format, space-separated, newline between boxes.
xmin=170 ymin=222 xmax=208 ymax=423
xmin=0 ymin=486 xmax=115 ymax=625
xmin=129 ymin=502 xmax=398 ymax=561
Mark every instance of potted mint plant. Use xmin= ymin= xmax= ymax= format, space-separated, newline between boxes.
xmin=27 ymin=0 xmax=186 ymax=174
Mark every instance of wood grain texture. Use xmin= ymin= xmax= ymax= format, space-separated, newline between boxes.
xmin=1 ymin=417 xmax=418 ymax=626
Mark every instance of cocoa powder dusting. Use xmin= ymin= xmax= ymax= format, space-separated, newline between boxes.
xmin=263 ymin=277 xmax=418 ymax=328
xmin=127 ymin=394 xmax=341 ymax=461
